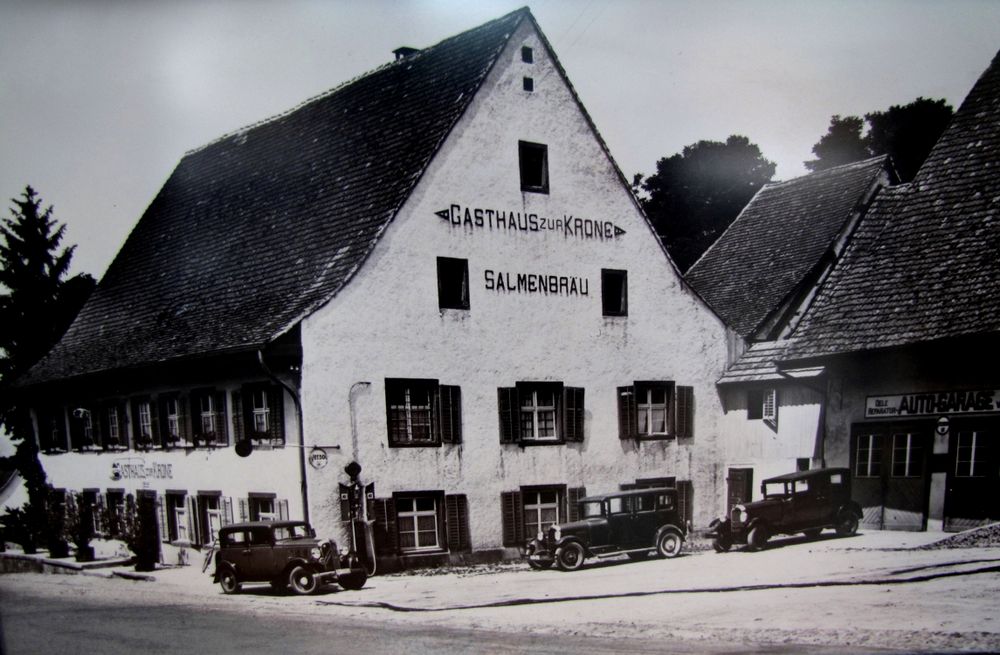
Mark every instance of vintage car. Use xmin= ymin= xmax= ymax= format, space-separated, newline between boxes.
xmin=706 ymin=468 xmax=863 ymax=552
xmin=211 ymin=520 xmax=368 ymax=595
xmin=524 ymin=487 xmax=687 ymax=571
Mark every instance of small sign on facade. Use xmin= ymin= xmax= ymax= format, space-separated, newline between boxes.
xmin=865 ymin=389 xmax=1000 ymax=419
xmin=308 ymin=447 xmax=329 ymax=470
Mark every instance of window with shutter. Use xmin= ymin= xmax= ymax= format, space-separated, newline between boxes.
xmin=564 ymin=387 xmax=585 ymax=443
xmin=372 ymin=498 xmax=398 ymax=555
xmin=438 ymin=385 xmax=463 ymax=444
xmin=69 ymin=404 xmax=99 ymax=451
xmin=131 ymin=397 xmax=158 ymax=449
xmin=239 ymin=384 xmax=285 ymax=446
xmin=566 ymin=487 xmax=586 ymax=523
xmin=192 ymin=389 xmax=228 ymax=447
xmin=497 ymin=387 xmax=520 ymax=444
xmin=100 ymin=401 xmax=128 ymax=450
xmin=762 ymin=388 xmax=777 ymax=429
xmin=386 ymin=378 xmax=439 ymax=446
xmin=617 ymin=386 xmax=637 ymax=440
xmin=500 ymin=490 xmax=523 ymax=546
xmin=674 ymin=385 xmax=694 ymax=439
xmin=445 ymin=494 xmax=470 ymax=552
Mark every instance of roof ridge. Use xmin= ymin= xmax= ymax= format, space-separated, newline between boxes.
xmin=186 ymin=6 xmax=532 ymax=157
xmin=765 ymin=155 xmax=888 ymax=189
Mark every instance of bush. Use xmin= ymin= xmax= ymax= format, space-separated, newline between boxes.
xmin=0 ymin=505 xmax=42 ymax=554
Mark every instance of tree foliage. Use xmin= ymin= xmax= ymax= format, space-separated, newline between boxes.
xmin=0 ymin=185 xmax=95 ymax=431
xmin=805 ymin=97 xmax=953 ymax=182
xmin=636 ymin=135 xmax=776 ymax=272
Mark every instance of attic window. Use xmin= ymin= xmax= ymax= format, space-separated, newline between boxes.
xmin=601 ymin=269 xmax=628 ymax=317
xmin=521 ymin=46 xmax=533 ymax=63
xmin=518 ymin=141 xmax=548 ymax=194
xmin=523 ymin=77 xmax=534 ymax=92
xmin=437 ymin=257 xmax=470 ymax=310
xmin=393 ymin=47 xmax=421 ymax=61
xmin=748 ymin=388 xmax=778 ymax=430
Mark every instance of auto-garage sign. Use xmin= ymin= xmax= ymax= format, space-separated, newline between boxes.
xmin=865 ymin=389 xmax=1000 ymax=418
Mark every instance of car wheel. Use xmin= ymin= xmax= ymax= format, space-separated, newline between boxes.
xmin=288 ymin=565 xmax=319 ymax=595
xmin=527 ymin=558 xmax=553 ymax=570
xmin=656 ymin=531 xmax=683 ymax=558
xmin=555 ymin=542 xmax=585 ymax=571
xmin=219 ymin=568 xmax=240 ymax=595
xmin=835 ymin=510 xmax=859 ymax=536
xmin=338 ymin=569 xmax=368 ymax=591
xmin=712 ymin=533 xmax=733 ymax=553
xmin=747 ymin=524 xmax=769 ymax=551
xmin=803 ymin=528 xmax=823 ymax=539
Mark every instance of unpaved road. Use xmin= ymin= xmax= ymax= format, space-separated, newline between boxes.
xmin=2 ymin=531 xmax=999 ymax=653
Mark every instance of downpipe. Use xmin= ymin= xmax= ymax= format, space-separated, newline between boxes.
xmin=258 ymin=349 xmax=310 ymax=525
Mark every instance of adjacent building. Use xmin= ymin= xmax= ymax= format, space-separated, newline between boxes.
xmin=686 ymin=156 xmax=895 ymax=510
xmin=14 ymin=9 xmax=732 ymax=567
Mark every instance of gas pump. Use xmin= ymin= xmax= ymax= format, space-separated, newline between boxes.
xmin=339 ymin=461 xmax=377 ymax=575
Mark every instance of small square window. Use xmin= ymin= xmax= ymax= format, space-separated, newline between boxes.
xmin=521 ymin=46 xmax=533 ymax=63
xmin=601 ymin=269 xmax=627 ymax=316
xmin=523 ymin=76 xmax=534 ymax=92
xmin=437 ymin=257 xmax=469 ymax=310
xmin=518 ymin=141 xmax=549 ymax=194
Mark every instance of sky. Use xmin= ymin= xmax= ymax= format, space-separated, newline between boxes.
xmin=2 ymin=0 xmax=1000 ymax=280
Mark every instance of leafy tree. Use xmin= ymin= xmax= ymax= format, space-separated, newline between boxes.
xmin=805 ymin=98 xmax=953 ymax=182
xmin=804 ymin=115 xmax=868 ymax=173
xmin=637 ymin=135 xmax=776 ymax=272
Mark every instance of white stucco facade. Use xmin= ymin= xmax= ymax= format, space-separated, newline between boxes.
xmin=299 ymin=21 xmax=729 ymax=558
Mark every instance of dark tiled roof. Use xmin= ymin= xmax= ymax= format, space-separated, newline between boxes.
xmin=786 ymin=50 xmax=1000 ymax=360
xmin=21 ymin=9 xmax=529 ymax=385
xmin=685 ymin=156 xmax=890 ymax=338
xmin=716 ymin=339 xmax=824 ymax=384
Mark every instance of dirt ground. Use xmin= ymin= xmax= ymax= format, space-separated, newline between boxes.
xmin=4 ymin=528 xmax=1000 ymax=653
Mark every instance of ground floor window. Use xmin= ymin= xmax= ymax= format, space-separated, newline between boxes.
xmin=165 ymin=493 xmax=188 ymax=542
xmin=955 ymin=431 xmax=989 ymax=477
xmin=501 ymin=486 xmax=586 ymax=545
xmin=855 ymin=433 xmax=882 ymax=477
xmin=892 ymin=432 xmax=923 ymax=478
xmin=396 ymin=495 xmax=441 ymax=552
xmin=522 ymin=488 xmax=561 ymax=538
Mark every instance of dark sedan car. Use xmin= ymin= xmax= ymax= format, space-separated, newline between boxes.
xmin=706 ymin=467 xmax=862 ymax=552
xmin=211 ymin=520 xmax=367 ymax=595
xmin=525 ymin=487 xmax=686 ymax=571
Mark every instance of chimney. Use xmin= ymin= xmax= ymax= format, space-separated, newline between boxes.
xmin=393 ymin=47 xmax=421 ymax=61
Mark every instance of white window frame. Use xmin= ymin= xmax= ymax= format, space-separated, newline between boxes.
xmin=388 ymin=384 xmax=435 ymax=444
xmin=107 ymin=406 xmax=120 ymax=445
xmin=522 ymin=489 xmax=561 ymax=538
xmin=200 ymin=394 xmax=220 ymax=438
xmin=891 ymin=432 xmax=921 ymax=478
xmin=856 ymin=434 xmax=881 ymax=478
xmin=396 ymin=496 xmax=440 ymax=552
xmin=520 ymin=389 xmax=558 ymax=441
xmin=138 ymin=401 xmax=153 ymax=441
xmin=637 ymin=387 xmax=668 ymax=436
xmin=252 ymin=389 xmax=270 ymax=435
xmin=762 ymin=388 xmax=777 ymax=427
xmin=251 ymin=497 xmax=276 ymax=522
xmin=173 ymin=498 xmax=188 ymax=542
xmin=956 ymin=431 xmax=986 ymax=478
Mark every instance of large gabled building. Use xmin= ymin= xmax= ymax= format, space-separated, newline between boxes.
xmin=14 ymin=8 xmax=731 ymax=568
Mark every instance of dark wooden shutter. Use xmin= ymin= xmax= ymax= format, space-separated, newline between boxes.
xmin=677 ymin=480 xmax=693 ymax=527
xmin=213 ymin=390 xmax=228 ymax=445
xmin=445 ymin=494 xmax=470 ymax=552
xmin=617 ymin=386 xmax=637 ymax=439
xmin=156 ymin=495 xmax=168 ymax=543
xmin=674 ymin=385 xmax=694 ymax=439
xmin=566 ymin=487 xmax=586 ymax=522
xmin=231 ymin=390 xmax=244 ymax=443
xmin=269 ymin=385 xmax=285 ymax=444
xmin=563 ymin=387 xmax=585 ymax=442
xmin=372 ymin=498 xmax=398 ymax=555
xmin=497 ymin=387 xmax=520 ymax=444
xmin=500 ymin=490 xmax=523 ymax=546
xmin=439 ymin=385 xmax=462 ymax=444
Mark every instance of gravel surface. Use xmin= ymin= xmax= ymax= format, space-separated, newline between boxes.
xmin=918 ymin=523 xmax=1000 ymax=549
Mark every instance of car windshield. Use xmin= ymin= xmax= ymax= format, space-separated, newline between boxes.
xmin=272 ymin=524 xmax=314 ymax=541
xmin=581 ymin=501 xmax=603 ymax=518
xmin=763 ymin=481 xmax=791 ymax=498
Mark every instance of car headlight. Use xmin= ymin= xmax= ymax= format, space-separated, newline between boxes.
xmin=310 ymin=547 xmax=322 ymax=560
xmin=552 ymin=526 xmax=561 ymax=541
xmin=536 ymin=531 xmax=544 ymax=541
xmin=735 ymin=506 xmax=748 ymax=524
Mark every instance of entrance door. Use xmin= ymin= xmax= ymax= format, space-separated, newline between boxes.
xmin=945 ymin=422 xmax=1000 ymax=530
xmin=851 ymin=424 xmax=931 ymax=530
xmin=726 ymin=468 xmax=753 ymax=511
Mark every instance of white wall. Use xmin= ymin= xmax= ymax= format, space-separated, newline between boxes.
xmin=300 ymin=20 xmax=729 ymax=549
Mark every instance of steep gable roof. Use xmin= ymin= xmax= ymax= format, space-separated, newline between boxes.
xmin=21 ymin=8 xmax=530 ymax=386
xmin=685 ymin=156 xmax=891 ymax=338
xmin=785 ymin=49 xmax=1000 ymax=360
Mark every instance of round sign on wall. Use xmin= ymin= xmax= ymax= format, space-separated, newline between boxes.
xmin=936 ymin=416 xmax=950 ymax=437
xmin=309 ymin=447 xmax=329 ymax=470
